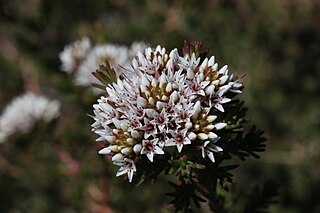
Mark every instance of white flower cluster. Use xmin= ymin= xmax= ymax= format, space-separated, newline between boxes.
xmin=59 ymin=37 xmax=91 ymax=74
xmin=75 ymin=44 xmax=129 ymax=87
xmin=0 ymin=92 xmax=60 ymax=143
xmin=92 ymin=45 xmax=242 ymax=182
xmin=59 ymin=38 xmax=148 ymax=90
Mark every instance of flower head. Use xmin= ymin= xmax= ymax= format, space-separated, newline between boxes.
xmin=75 ymin=44 xmax=129 ymax=87
xmin=0 ymin=92 xmax=60 ymax=143
xmin=59 ymin=37 xmax=91 ymax=73
xmin=92 ymin=43 xmax=243 ymax=182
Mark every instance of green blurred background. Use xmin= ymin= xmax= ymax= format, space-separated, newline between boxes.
xmin=0 ymin=0 xmax=319 ymax=212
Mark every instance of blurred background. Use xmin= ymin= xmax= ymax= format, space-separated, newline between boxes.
xmin=0 ymin=0 xmax=319 ymax=212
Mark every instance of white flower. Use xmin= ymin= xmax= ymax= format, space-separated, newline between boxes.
xmin=59 ymin=37 xmax=91 ymax=73
xmin=174 ymin=97 xmax=194 ymax=123
xmin=166 ymin=129 xmax=191 ymax=153
xmin=75 ymin=44 xmax=129 ymax=87
xmin=92 ymin=44 xmax=242 ymax=181
xmin=201 ymin=138 xmax=223 ymax=163
xmin=128 ymin=41 xmax=148 ymax=59
xmin=0 ymin=92 xmax=60 ymax=143
xmin=141 ymin=138 xmax=164 ymax=162
xmin=114 ymin=158 xmax=137 ymax=182
xmin=141 ymin=118 xmax=158 ymax=139
xmin=150 ymin=109 xmax=168 ymax=131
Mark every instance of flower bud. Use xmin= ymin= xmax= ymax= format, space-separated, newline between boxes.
xmin=166 ymin=82 xmax=173 ymax=93
xmin=187 ymin=68 xmax=195 ymax=79
xmin=208 ymin=132 xmax=218 ymax=139
xmin=205 ymin=124 xmax=215 ymax=130
xmin=208 ymin=56 xmax=215 ymax=66
xmin=159 ymin=73 xmax=167 ymax=87
xmin=127 ymin=138 xmax=135 ymax=145
xmin=112 ymin=153 xmax=124 ymax=161
xmin=198 ymin=133 xmax=208 ymax=140
xmin=138 ymin=97 xmax=147 ymax=107
xmin=106 ymin=136 xmax=116 ymax=142
xmin=151 ymin=78 xmax=158 ymax=87
xmin=206 ymin=115 xmax=217 ymax=123
xmin=164 ymin=54 xmax=169 ymax=63
xmin=140 ymin=84 xmax=148 ymax=93
xmin=219 ymin=75 xmax=229 ymax=85
xmin=120 ymin=123 xmax=128 ymax=131
xmin=192 ymin=101 xmax=201 ymax=119
xmin=148 ymin=97 xmax=155 ymax=105
xmin=131 ymin=130 xmax=140 ymax=138
xmin=161 ymin=95 xmax=169 ymax=101
xmin=212 ymin=80 xmax=219 ymax=86
xmin=194 ymin=124 xmax=200 ymax=130
xmin=158 ymin=55 xmax=163 ymax=66
xmin=219 ymin=65 xmax=228 ymax=74
xmin=121 ymin=147 xmax=132 ymax=155
xmin=98 ymin=147 xmax=111 ymax=155
xmin=185 ymin=122 xmax=193 ymax=129
xmin=213 ymin=63 xmax=218 ymax=71
xmin=199 ymin=73 xmax=205 ymax=81
xmin=156 ymin=101 xmax=166 ymax=110
xmin=133 ymin=144 xmax=142 ymax=154
xmin=205 ymin=85 xmax=215 ymax=96
xmin=188 ymin=132 xmax=197 ymax=140
xmin=214 ymin=123 xmax=227 ymax=130
xmin=108 ymin=145 xmax=119 ymax=152
xmin=200 ymin=58 xmax=208 ymax=71
xmin=170 ymin=91 xmax=179 ymax=102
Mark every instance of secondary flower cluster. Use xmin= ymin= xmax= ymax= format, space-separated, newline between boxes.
xmin=59 ymin=37 xmax=147 ymax=91
xmin=0 ymin=92 xmax=60 ymax=143
xmin=91 ymin=44 xmax=242 ymax=182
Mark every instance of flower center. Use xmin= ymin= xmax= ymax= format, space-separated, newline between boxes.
xmin=157 ymin=133 xmax=165 ymax=141
xmin=168 ymin=120 xmax=177 ymax=129
xmin=179 ymin=110 xmax=188 ymax=120
xmin=175 ymin=133 xmax=184 ymax=144
xmin=146 ymin=123 xmax=155 ymax=131
xmin=130 ymin=119 xmax=140 ymax=128
xmin=157 ymin=115 xmax=165 ymax=124
xmin=166 ymin=105 xmax=174 ymax=114
xmin=144 ymin=141 xmax=154 ymax=152
xmin=136 ymin=109 xmax=144 ymax=117
xmin=191 ymin=83 xmax=201 ymax=91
